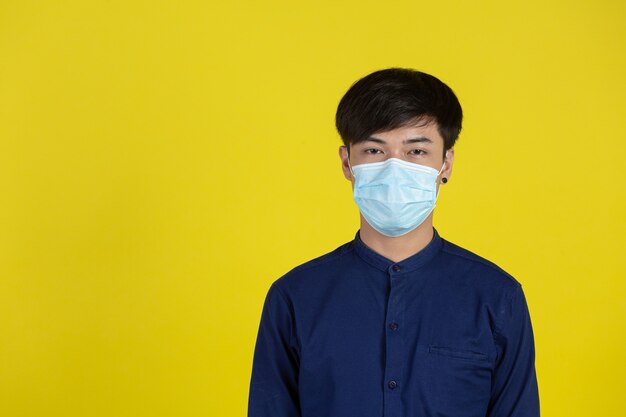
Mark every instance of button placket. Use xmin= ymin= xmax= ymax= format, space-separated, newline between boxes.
xmin=383 ymin=265 xmax=405 ymax=417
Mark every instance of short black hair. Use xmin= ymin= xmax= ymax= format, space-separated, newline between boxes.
xmin=335 ymin=68 xmax=463 ymax=156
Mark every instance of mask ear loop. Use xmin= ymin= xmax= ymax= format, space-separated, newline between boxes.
xmin=346 ymin=145 xmax=356 ymax=178
xmin=437 ymin=162 xmax=446 ymax=176
xmin=437 ymin=150 xmax=449 ymax=177
xmin=434 ymin=150 xmax=449 ymax=200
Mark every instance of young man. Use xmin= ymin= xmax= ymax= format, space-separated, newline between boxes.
xmin=248 ymin=68 xmax=540 ymax=417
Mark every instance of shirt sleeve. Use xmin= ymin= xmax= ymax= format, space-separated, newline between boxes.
xmin=487 ymin=284 xmax=540 ymax=417
xmin=248 ymin=283 xmax=301 ymax=417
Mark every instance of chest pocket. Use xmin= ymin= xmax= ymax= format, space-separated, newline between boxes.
xmin=428 ymin=345 xmax=490 ymax=362
xmin=423 ymin=345 xmax=493 ymax=416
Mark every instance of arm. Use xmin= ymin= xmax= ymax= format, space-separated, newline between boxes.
xmin=248 ymin=283 xmax=301 ymax=417
xmin=487 ymin=284 xmax=540 ymax=417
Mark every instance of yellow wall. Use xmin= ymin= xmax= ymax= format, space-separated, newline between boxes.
xmin=1 ymin=1 xmax=624 ymax=416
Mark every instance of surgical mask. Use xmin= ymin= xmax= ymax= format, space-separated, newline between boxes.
xmin=349 ymin=156 xmax=446 ymax=237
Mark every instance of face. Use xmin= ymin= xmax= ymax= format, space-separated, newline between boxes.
xmin=339 ymin=120 xmax=455 ymax=188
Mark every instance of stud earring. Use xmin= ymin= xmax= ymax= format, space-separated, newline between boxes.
xmin=442 ymin=177 xmax=448 ymax=184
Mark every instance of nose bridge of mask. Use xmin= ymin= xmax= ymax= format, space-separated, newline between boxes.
xmin=352 ymin=157 xmax=440 ymax=178
xmin=349 ymin=147 xmax=448 ymax=179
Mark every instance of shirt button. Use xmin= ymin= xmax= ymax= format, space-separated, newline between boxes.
xmin=392 ymin=265 xmax=401 ymax=272
xmin=388 ymin=380 xmax=397 ymax=389
xmin=389 ymin=322 xmax=399 ymax=331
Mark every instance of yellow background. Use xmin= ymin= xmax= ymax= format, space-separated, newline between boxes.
xmin=1 ymin=1 xmax=624 ymax=416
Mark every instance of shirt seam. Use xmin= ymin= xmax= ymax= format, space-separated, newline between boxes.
xmin=440 ymin=241 xmax=520 ymax=286
xmin=270 ymin=282 xmax=301 ymax=353
xmin=492 ymin=283 xmax=522 ymax=344
xmin=283 ymin=243 xmax=356 ymax=276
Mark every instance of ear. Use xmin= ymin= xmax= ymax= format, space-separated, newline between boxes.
xmin=339 ymin=145 xmax=354 ymax=182
xmin=440 ymin=148 xmax=455 ymax=184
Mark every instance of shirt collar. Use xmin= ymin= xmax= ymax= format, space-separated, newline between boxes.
xmin=353 ymin=227 xmax=443 ymax=274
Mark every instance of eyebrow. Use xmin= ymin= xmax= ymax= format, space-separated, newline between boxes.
xmin=365 ymin=136 xmax=433 ymax=145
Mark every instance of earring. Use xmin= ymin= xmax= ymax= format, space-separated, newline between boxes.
xmin=442 ymin=177 xmax=448 ymax=184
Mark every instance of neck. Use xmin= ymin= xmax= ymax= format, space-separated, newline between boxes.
xmin=358 ymin=214 xmax=435 ymax=263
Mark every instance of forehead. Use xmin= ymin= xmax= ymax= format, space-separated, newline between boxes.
xmin=358 ymin=120 xmax=444 ymax=147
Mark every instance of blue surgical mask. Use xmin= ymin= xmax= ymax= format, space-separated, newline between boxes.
xmin=349 ymin=156 xmax=446 ymax=237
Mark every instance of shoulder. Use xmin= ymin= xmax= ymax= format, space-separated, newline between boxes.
xmin=438 ymin=238 xmax=531 ymax=333
xmin=439 ymin=238 xmax=522 ymax=292
xmin=270 ymin=239 xmax=355 ymax=293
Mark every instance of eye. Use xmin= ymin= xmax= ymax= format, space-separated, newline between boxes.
xmin=409 ymin=149 xmax=427 ymax=156
xmin=364 ymin=148 xmax=383 ymax=154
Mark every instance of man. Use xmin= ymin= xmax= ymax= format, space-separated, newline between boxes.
xmin=248 ymin=68 xmax=540 ymax=417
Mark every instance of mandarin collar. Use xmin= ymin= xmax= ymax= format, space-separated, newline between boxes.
xmin=353 ymin=227 xmax=443 ymax=274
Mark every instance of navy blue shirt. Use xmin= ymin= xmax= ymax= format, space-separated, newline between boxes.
xmin=248 ymin=229 xmax=540 ymax=417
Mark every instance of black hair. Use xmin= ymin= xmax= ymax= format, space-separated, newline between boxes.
xmin=335 ymin=68 xmax=463 ymax=157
